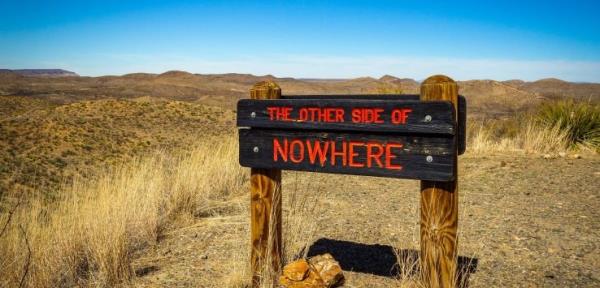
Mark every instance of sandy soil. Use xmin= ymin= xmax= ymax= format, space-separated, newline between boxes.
xmin=132 ymin=153 xmax=600 ymax=287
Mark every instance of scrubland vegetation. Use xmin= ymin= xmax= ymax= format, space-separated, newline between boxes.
xmin=469 ymin=100 xmax=599 ymax=154
xmin=0 ymin=71 xmax=598 ymax=287
xmin=0 ymin=137 xmax=246 ymax=287
xmin=0 ymin=97 xmax=235 ymax=199
xmin=1 ymin=99 xmax=597 ymax=287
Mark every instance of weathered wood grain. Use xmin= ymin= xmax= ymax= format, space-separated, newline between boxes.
xmin=239 ymin=129 xmax=456 ymax=181
xmin=237 ymin=99 xmax=455 ymax=135
xmin=419 ymin=75 xmax=460 ymax=288
xmin=249 ymin=81 xmax=282 ymax=287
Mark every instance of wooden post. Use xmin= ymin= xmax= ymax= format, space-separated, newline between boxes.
xmin=419 ymin=75 xmax=459 ymax=288
xmin=250 ymin=81 xmax=283 ymax=287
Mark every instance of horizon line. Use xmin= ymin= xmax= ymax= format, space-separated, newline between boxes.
xmin=2 ymin=68 xmax=600 ymax=84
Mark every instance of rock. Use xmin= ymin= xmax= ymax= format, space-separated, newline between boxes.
xmin=569 ymin=154 xmax=582 ymax=159
xmin=283 ymin=260 xmax=310 ymax=281
xmin=543 ymin=154 xmax=553 ymax=159
xmin=280 ymin=254 xmax=344 ymax=288
xmin=308 ymin=253 xmax=344 ymax=287
xmin=279 ymin=259 xmax=325 ymax=288
xmin=558 ymin=152 xmax=567 ymax=157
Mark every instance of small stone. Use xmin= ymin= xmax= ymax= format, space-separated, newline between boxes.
xmin=558 ymin=152 xmax=567 ymax=157
xmin=309 ymin=254 xmax=344 ymax=287
xmin=543 ymin=154 xmax=552 ymax=159
xmin=280 ymin=259 xmax=325 ymax=288
xmin=569 ymin=154 xmax=582 ymax=159
xmin=282 ymin=260 xmax=310 ymax=281
xmin=280 ymin=254 xmax=344 ymax=288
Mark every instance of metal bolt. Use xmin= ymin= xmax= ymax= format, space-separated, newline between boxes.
xmin=424 ymin=115 xmax=432 ymax=122
xmin=426 ymin=155 xmax=433 ymax=163
xmin=250 ymin=112 xmax=256 ymax=118
xmin=253 ymin=146 xmax=259 ymax=153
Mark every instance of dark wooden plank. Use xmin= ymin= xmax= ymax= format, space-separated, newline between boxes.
xmin=458 ymin=95 xmax=467 ymax=155
xmin=281 ymin=94 xmax=420 ymax=100
xmin=281 ymin=94 xmax=467 ymax=155
xmin=237 ymin=99 xmax=455 ymax=135
xmin=239 ymin=129 xmax=456 ymax=181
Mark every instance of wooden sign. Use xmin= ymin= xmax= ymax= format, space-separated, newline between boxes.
xmin=240 ymin=77 xmax=466 ymax=288
xmin=237 ymin=99 xmax=456 ymax=135
xmin=237 ymin=98 xmax=460 ymax=181
xmin=239 ymin=129 xmax=455 ymax=181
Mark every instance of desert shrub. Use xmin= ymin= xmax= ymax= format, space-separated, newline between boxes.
xmin=536 ymin=100 xmax=600 ymax=149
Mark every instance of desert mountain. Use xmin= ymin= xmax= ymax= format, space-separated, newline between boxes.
xmin=379 ymin=75 xmax=420 ymax=93
xmin=0 ymin=69 xmax=79 ymax=77
xmin=457 ymin=79 xmax=543 ymax=117
xmin=503 ymin=78 xmax=600 ymax=100
xmin=1 ymin=70 xmax=598 ymax=118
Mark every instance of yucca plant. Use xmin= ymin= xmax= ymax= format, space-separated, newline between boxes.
xmin=536 ymin=100 xmax=600 ymax=149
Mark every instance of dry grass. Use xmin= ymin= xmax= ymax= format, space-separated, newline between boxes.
xmin=467 ymin=100 xmax=600 ymax=155
xmin=391 ymin=252 xmax=477 ymax=288
xmin=221 ymin=171 xmax=326 ymax=288
xmin=0 ymin=96 xmax=235 ymax=200
xmin=0 ymin=136 xmax=246 ymax=287
xmin=467 ymin=119 xmax=571 ymax=154
xmin=1 ymin=99 xmax=595 ymax=287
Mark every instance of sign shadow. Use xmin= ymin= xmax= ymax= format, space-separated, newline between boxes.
xmin=305 ymin=238 xmax=478 ymax=286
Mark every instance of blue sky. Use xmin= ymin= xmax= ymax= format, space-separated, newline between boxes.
xmin=1 ymin=0 xmax=599 ymax=81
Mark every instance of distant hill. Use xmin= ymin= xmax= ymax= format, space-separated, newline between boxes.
xmin=457 ymin=79 xmax=542 ymax=117
xmin=0 ymin=70 xmax=598 ymax=118
xmin=0 ymin=69 xmax=79 ymax=77
xmin=502 ymin=78 xmax=600 ymax=100
xmin=0 ymin=95 xmax=234 ymax=196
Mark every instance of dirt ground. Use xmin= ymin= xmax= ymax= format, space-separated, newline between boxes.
xmin=132 ymin=153 xmax=600 ymax=287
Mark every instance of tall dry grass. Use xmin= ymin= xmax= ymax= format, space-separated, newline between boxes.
xmin=223 ymin=172 xmax=326 ymax=288
xmin=468 ymin=100 xmax=599 ymax=155
xmin=468 ymin=120 xmax=571 ymax=154
xmin=0 ymin=136 xmax=246 ymax=287
xmin=537 ymin=100 xmax=599 ymax=148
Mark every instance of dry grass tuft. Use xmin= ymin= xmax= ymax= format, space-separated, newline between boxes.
xmin=467 ymin=119 xmax=570 ymax=154
xmin=467 ymin=100 xmax=599 ymax=155
xmin=0 ymin=136 xmax=245 ymax=287
xmin=536 ymin=100 xmax=600 ymax=150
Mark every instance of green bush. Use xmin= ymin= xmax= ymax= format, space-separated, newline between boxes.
xmin=536 ymin=100 xmax=600 ymax=149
